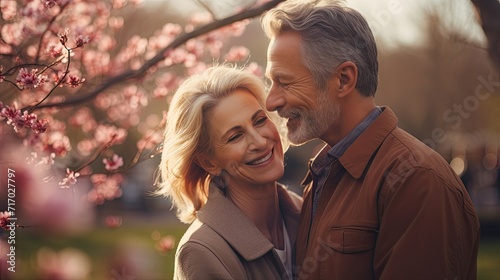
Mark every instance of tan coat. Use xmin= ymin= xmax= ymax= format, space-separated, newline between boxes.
xmin=296 ymin=107 xmax=480 ymax=280
xmin=174 ymin=184 xmax=302 ymax=280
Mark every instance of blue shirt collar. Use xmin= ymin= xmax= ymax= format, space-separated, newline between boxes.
xmin=328 ymin=106 xmax=382 ymax=159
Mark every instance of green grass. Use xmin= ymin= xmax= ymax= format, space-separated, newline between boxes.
xmin=478 ymin=238 xmax=500 ymax=280
xmin=8 ymin=224 xmax=189 ymax=280
xmin=6 ymin=224 xmax=500 ymax=280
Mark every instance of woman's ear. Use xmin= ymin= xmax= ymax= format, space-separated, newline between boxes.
xmin=332 ymin=61 xmax=358 ymax=98
xmin=195 ymin=154 xmax=222 ymax=176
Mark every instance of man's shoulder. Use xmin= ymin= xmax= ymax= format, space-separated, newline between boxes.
xmin=372 ymin=126 xmax=459 ymax=181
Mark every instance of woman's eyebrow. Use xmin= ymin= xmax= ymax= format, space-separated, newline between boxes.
xmin=220 ymin=109 xmax=264 ymax=140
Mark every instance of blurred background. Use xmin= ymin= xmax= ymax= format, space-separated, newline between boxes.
xmin=1 ymin=0 xmax=499 ymax=279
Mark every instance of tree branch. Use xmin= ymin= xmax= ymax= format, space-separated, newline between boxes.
xmin=29 ymin=0 xmax=284 ymax=111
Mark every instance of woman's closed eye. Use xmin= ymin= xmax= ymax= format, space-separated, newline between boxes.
xmin=227 ymin=133 xmax=242 ymax=143
xmin=254 ymin=116 xmax=268 ymax=126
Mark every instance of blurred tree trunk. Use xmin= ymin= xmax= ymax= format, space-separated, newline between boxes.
xmin=471 ymin=0 xmax=500 ymax=72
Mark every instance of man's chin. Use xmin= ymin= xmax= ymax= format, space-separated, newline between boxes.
xmin=287 ymin=132 xmax=315 ymax=146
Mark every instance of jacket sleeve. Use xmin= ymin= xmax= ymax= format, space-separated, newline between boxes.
xmin=174 ymin=241 xmax=240 ymax=280
xmin=374 ymin=166 xmax=479 ymax=280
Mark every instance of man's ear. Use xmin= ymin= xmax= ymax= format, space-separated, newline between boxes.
xmin=195 ymin=154 xmax=222 ymax=175
xmin=332 ymin=61 xmax=358 ymax=98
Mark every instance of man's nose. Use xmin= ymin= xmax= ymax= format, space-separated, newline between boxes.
xmin=266 ymin=87 xmax=285 ymax=112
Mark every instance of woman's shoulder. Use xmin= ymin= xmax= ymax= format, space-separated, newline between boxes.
xmin=177 ymin=219 xmax=241 ymax=260
xmin=175 ymin=219 xmax=246 ymax=279
xmin=178 ymin=219 xmax=224 ymax=250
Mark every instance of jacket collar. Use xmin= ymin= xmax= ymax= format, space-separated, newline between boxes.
xmin=301 ymin=106 xmax=398 ymax=186
xmin=339 ymin=106 xmax=397 ymax=179
xmin=196 ymin=184 xmax=300 ymax=261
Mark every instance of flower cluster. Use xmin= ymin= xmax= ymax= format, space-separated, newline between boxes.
xmin=87 ymin=174 xmax=123 ymax=204
xmin=59 ymin=168 xmax=80 ymax=188
xmin=0 ymin=103 xmax=48 ymax=134
xmin=0 ymin=211 xmax=12 ymax=231
xmin=66 ymin=75 xmax=86 ymax=88
xmin=15 ymin=68 xmax=47 ymax=90
xmin=103 ymin=154 xmax=124 ymax=171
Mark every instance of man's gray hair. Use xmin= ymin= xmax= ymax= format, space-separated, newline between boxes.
xmin=261 ymin=0 xmax=378 ymax=96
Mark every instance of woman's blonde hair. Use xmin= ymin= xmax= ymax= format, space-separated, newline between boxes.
xmin=157 ymin=65 xmax=287 ymax=224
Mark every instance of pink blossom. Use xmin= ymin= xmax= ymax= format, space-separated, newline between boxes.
xmin=45 ymin=132 xmax=71 ymax=156
xmin=155 ymin=235 xmax=176 ymax=254
xmin=82 ymin=50 xmax=111 ymax=77
xmin=58 ymin=28 xmax=70 ymax=45
xmin=186 ymin=61 xmax=208 ymax=76
xmin=153 ymin=72 xmax=181 ymax=98
xmin=109 ymin=17 xmax=124 ymax=29
xmin=0 ymin=42 xmax=12 ymax=56
xmin=245 ymin=62 xmax=264 ymax=77
xmin=123 ymin=85 xmax=148 ymax=108
xmin=74 ymin=34 xmax=90 ymax=48
xmin=46 ymin=43 xmax=64 ymax=58
xmin=69 ymin=108 xmax=97 ymax=132
xmin=225 ymin=46 xmax=250 ymax=62
xmin=224 ymin=20 xmax=249 ymax=37
xmin=1 ymin=22 xmax=23 ymax=45
xmin=97 ymin=35 xmax=115 ymax=51
xmin=66 ymin=75 xmax=85 ymax=88
xmin=42 ymin=0 xmax=59 ymax=8
xmin=203 ymin=32 xmax=223 ymax=57
xmin=1 ymin=1 xmax=17 ymax=20
xmin=185 ymin=39 xmax=204 ymax=59
xmin=16 ymin=68 xmax=47 ymax=90
xmin=103 ymin=154 xmax=124 ymax=171
xmin=36 ymin=153 xmax=56 ymax=167
xmin=103 ymin=215 xmax=122 ymax=229
xmin=88 ymin=174 xmax=123 ymax=204
xmin=137 ymin=131 xmax=163 ymax=151
xmin=94 ymin=124 xmax=127 ymax=144
xmin=164 ymin=48 xmax=189 ymax=66
xmin=0 ymin=105 xmax=19 ymax=122
xmin=1 ymin=105 xmax=48 ymax=134
xmin=32 ymin=118 xmax=49 ymax=134
xmin=59 ymin=168 xmax=80 ymax=188
xmin=76 ymin=139 xmax=96 ymax=156
xmin=189 ymin=12 xmax=212 ymax=26
xmin=0 ymin=211 xmax=12 ymax=231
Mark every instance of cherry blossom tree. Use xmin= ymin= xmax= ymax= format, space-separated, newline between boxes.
xmin=1 ymin=1 xmax=284 ymax=277
xmin=0 ymin=0 xmax=283 ymax=224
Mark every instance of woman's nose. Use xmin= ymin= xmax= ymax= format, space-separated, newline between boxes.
xmin=248 ymin=130 xmax=267 ymax=151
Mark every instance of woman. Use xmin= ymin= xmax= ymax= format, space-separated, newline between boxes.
xmin=157 ymin=65 xmax=302 ymax=279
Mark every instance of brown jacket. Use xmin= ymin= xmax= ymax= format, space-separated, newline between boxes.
xmin=175 ymin=184 xmax=302 ymax=280
xmin=296 ymin=107 xmax=480 ymax=280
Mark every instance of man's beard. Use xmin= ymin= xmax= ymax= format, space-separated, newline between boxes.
xmin=280 ymin=90 xmax=339 ymax=145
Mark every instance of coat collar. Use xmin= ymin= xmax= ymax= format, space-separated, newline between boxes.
xmin=196 ymin=184 xmax=301 ymax=261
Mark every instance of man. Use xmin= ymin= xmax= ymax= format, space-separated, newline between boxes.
xmin=261 ymin=0 xmax=480 ymax=279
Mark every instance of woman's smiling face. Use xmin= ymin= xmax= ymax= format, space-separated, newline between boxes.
xmin=202 ymin=88 xmax=284 ymax=187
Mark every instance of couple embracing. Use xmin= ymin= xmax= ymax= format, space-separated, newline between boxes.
xmin=157 ymin=1 xmax=480 ymax=279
